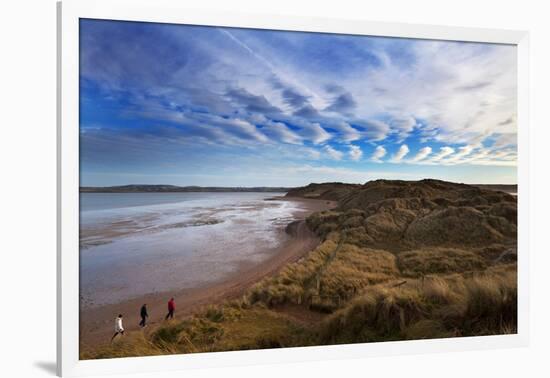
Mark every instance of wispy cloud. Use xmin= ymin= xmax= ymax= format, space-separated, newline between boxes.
xmin=371 ymin=146 xmax=387 ymax=163
xmin=323 ymin=145 xmax=344 ymax=160
xmin=325 ymin=92 xmax=357 ymax=114
xmin=391 ymin=145 xmax=410 ymax=162
xmin=262 ymin=121 xmax=303 ymax=145
xmin=430 ymin=146 xmax=455 ymax=162
xmin=349 ymin=145 xmax=363 ymax=161
xmin=331 ymin=122 xmax=361 ymax=143
xmin=412 ymin=146 xmax=432 ymax=162
xmin=299 ymin=122 xmax=332 ymax=145
xmin=390 ymin=116 xmax=417 ymax=142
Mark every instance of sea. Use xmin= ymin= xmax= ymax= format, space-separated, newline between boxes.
xmin=79 ymin=192 xmax=304 ymax=308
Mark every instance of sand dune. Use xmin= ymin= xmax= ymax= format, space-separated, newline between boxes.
xmin=82 ymin=180 xmax=517 ymax=359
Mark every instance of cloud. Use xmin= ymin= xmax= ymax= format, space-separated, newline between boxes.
xmin=331 ymin=122 xmax=361 ymax=142
xmin=492 ymin=133 xmax=517 ymax=148
xmin=353 ymin=120 xmax=391 ymax=141
xmin=418 ymin=125 xmax=439 ymax=143
xmin=455 ymin=146 xmax=517 ymax=167
xmin=371 ymin=145 xmax=387 ymax=163
xmin=342 ymin=40 xmax=516 ymax=148
xmin=324 ymin=83 xmax=345 ymax=93
xmin=304 ymin=148 xmax=321 ymax=160
xmin=405 ymin=144 xmax=516 ymax=167
xmin=128 ymin=106 xmax=272 ymax=147
xmin=262 ymin=122 xmax=302 ymax=145
xmin=498 ymin=115 xmax=516 ymax=126
xmin=390 ymin=116 xmax=417 ymax=141
xmin=218 ymin=29 xmax=322 ymax=107
xmin=325 ymin=92 xmax=357 ymax=113
xmin=445 ymin=145 xmax=474 ymax=163
xmin=349 ymin=145 xmax=363 ymax=161
xmin=391 ymin=144 xmax=410 ymax=162
xmin=225 ymin=88 xmax=282 ymax=114
xmin=430 ymin=146 xmax=455 ymax=162
xmin=411 ymin=146 xmax=432 ymax=162
xmin=298 ymin=122 xmax=332 ymax=144
xmin=293 ymin=104 xmax=321 ymax=118
xmin=223 ymin=118 xmax=269 ymax=143
xmin=281 ymin=88 xmax=310 ymax=109
xmin=455 ymin=81 xmax=492 ymax=91
xmin=247 ymin=113 xmax=268 ymax=125
xmin=323 ymin=145 xmax=344 ymax=160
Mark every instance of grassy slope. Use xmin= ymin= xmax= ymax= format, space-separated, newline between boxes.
xmin=85 ymin=180 xmax=517 ymax=359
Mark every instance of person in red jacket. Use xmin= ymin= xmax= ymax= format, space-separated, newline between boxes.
xmin=165 ymin=297 xmax=175 ymax=320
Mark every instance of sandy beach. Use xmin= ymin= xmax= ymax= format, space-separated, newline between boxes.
xmin=79 ymin=196 xmax=335 ymax=353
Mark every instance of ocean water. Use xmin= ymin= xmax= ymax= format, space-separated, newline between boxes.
xmin=79 ymin=192 xmax=305 ymax=308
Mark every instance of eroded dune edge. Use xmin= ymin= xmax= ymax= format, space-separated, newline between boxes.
xmin=83 ymin=179 xmax=517 ymax=359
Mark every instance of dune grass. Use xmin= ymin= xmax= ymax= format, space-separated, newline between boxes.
xmin=85 ymin=302 xmax=310 ymax=359
xmin=313 ymin=245 xmax=399 ymax=311
xmin=397 ymin=247 xmax=488 ymax=276
xmin=86 ymin=260 xmax=517 ymax=359
xmin=247 ymin=234 xmax=341 ymax=306
xmin=318 ymin=267 xmax=516 ymax=344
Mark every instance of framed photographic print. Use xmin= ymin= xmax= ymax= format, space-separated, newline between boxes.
xmin=57 ymin=0 xmax=529 ymax=376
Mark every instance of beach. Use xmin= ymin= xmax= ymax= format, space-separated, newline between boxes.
xmin=79 ymin=194 xmax=335 ymax=352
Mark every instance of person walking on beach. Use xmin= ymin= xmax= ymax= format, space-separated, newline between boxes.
xmin=111 ymin=314 xmax=124 ymax=343
xmin=165 ymin=297 xmax=175 ymax=320
xmin=139 ymin=304 xmax=148 ymax=328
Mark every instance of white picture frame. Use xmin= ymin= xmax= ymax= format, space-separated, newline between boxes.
xmin=57 ymin=0 xmax=530 ymax=376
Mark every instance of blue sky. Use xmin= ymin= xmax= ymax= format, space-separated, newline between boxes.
xmin=80 ymin=19 xmax=518 ymax=187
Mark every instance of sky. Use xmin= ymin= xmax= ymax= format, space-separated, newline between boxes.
xmin=79 ymin=19 xmax=518 ymax=187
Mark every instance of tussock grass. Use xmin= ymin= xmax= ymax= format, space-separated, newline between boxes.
xmin=318 ymin=268 xmax=517 ymax=344
xmin=82 ymin=330 xmax=170 ymax=359
xmin=249 ymin=237 xmax=399 ymax=312
xmin=421 ymin=276 xmax=458 ymax=305
xmin=248 ymin=237 xmax=341 ymax=306
xmin=462 ymin=271 xmax=517 ymax=332
xmin=317 ymin=245 xmax=399 ymax=305
xmin=398 ymin=248 xmax=487 ymax=276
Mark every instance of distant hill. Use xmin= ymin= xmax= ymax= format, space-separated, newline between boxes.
xmin=81 ymin=182 xmax=517 ymax=194
xmin=473 ymin=184 xmax=517 ymax=193
xmin=286 ymin=180 xmax=517 ymax=200
xmin=285 ymin=182 xmax=362 ymax=201
xmin=80 ymin=184 xmax=293 ymax=193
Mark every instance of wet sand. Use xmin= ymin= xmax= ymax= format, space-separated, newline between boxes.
xmin=79 ymin=197 xmax=335 ymax=353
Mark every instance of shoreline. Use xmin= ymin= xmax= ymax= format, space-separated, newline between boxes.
xmin=79 ymin=196 xmax=335 ymax=353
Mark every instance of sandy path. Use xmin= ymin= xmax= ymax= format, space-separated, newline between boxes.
xmin=79 ymin=197 xmax=335 ymax=353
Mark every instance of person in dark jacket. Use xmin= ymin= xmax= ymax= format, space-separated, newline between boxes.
xmin=139 ymin=304 xmax=148 ymax=328
xmin=165 ymin=297 xmax=175 ymax=320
